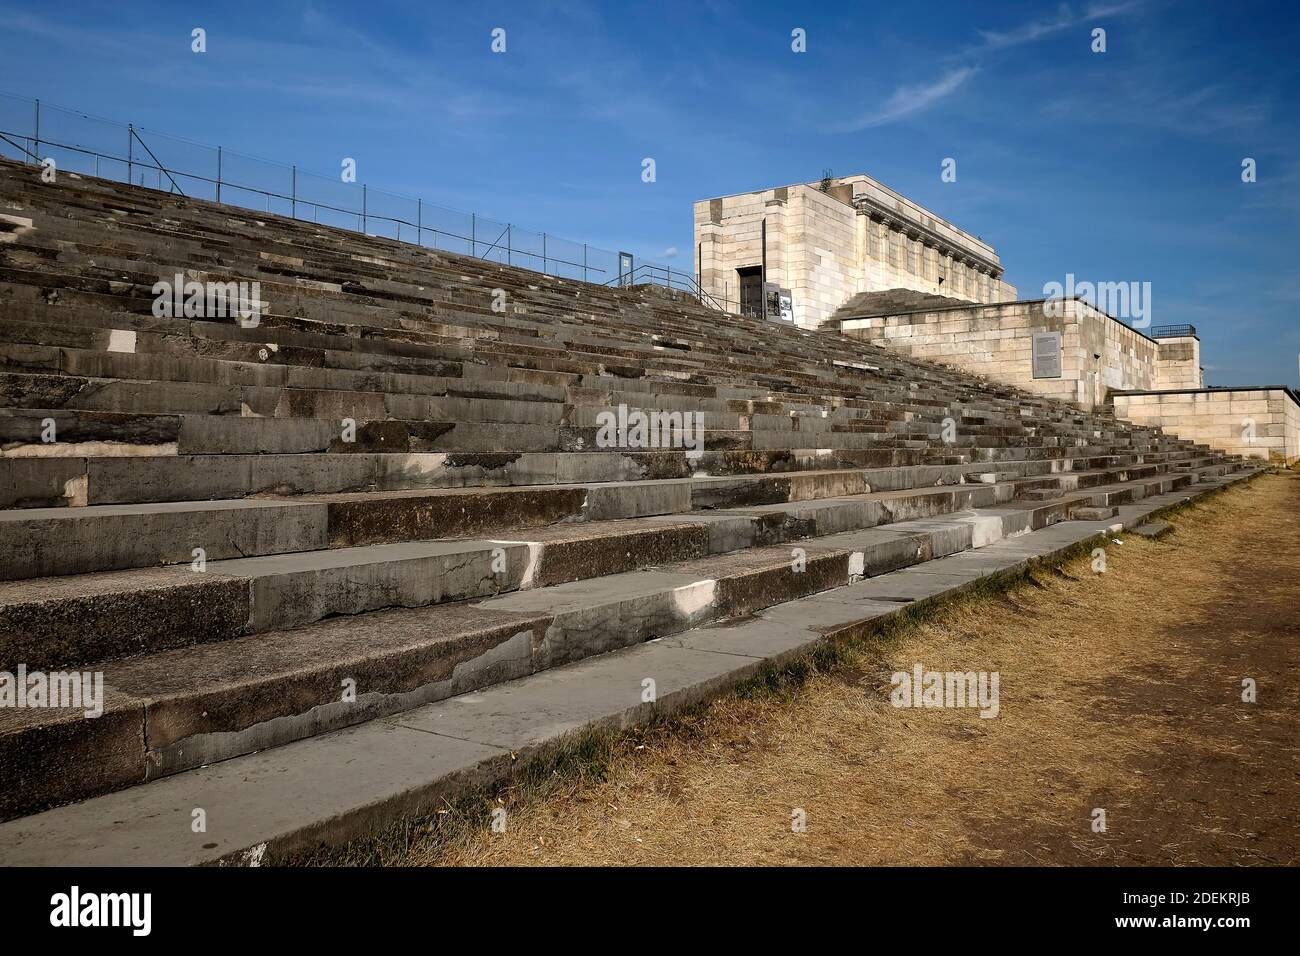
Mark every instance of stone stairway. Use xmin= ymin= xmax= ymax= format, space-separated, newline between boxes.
xmin=0 ymin=159 xmax=1264 ymax=861
xmin=818 ymin=288 xmax=977 ymax=331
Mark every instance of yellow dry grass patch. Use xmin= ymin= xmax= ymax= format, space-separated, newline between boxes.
xmin=383 ymin=472 xmax=1299 ymax=867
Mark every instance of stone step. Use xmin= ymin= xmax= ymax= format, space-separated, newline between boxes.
xmin=1019 ymin=487 xmax=1066 ymax=502
xmin=0 ymin=467 xmax=1261 ymax=863
xmin=1131 ymin=520 xmax=1174 ymax=539
xmin=0 ymin=382 xmax=1175 ymax=460
xmin=1081 ymin=471 xmax=1197 ymax=506
xmin=0 ymin=285 xmax=1024 ymax=408
xmin=0 ymin=469 xmax=877 ymax=579
xmin=1 ymin=500 xmax=841 ymax=669
xmin=0 ymin=314 xmax=1216 ymax=468
xmin=0 ymin=503 xmax=1038 ymax=821
xmin=1070 ymin=505 xmax=1119 ymax=520
xmin=14 ymin=464 xmax=1169 ymax=683
xmin=0 ymin=436 xmax=1198 ymax=508
xmin=0 ymin=295 xmax=1216 ymax=442
xmin=8 ymin=441 xmax=940 ymax=508
xmin=0 ymin=341 xmax=1142 ymax=450
xmin=0 ymin=447 xmax=746 ymax=508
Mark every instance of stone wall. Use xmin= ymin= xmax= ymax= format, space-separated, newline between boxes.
xmin=1087 ymin=307 xmax=1160 ymax=401
xmin=839 ymin=297 xmax=1159 ymax=410
xmin=1154 ymin=336 xmax=1203 ymax=389
xmin=1113 ymin=388 xmax=1300 ymax=464
xmin=788 ymin=186 xmax=858 ymax=327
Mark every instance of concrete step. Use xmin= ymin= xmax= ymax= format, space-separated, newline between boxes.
xmin=0 ymin=480 xmax=1037 ymax=664
xmin=0 ymin=349 xmax=1153 ymax=449
xmin=0 ymin=440 xmax=1199 ymax=509
xmin=0 ymin=467 xmax=1261 ymax=863
xmin=0 ymin=500 xmax=1041 ymax=821
xmin=0 ymin=298 xmax=1218 ymax=460
xmin=0 ymin=469 xmax=877 ymax=579
xmin=0 ymin=306 xmax=1216 ymax=463
xmin=0 ymin=406 xmax=1176 ymax=467
xmin=0 ymin=445 xmax=872 ymax=506
xmin=1070 ymin=505 xmax=1118 ymax=520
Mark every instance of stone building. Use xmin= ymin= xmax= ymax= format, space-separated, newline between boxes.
xmin=837 ymin=296 xmax=1205 ymax=411
xmin=693 ymin=174 xmax=1017 ymax=328
xmin=692 ymin=173 xmax=1298 ymax=463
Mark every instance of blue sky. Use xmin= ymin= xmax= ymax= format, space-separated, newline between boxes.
xmin=0 ymin=0 xmax=1296 ymax=386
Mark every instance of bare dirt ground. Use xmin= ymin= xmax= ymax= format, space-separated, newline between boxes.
xmin=390 ymin=472 xmax=1299 ymax=867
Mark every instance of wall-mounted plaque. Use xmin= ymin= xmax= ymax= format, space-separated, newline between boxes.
xmin=1032 ymin=331 xmax=1063 ymax=379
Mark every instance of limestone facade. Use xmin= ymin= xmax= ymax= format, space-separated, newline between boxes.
xmin=1113 ymin=388 xmax=1300 ymax=464
xmin=694 ymin=175 xmax=1016 ymax=328
xmin=839 ymin=297 xmax=1161 ymax=411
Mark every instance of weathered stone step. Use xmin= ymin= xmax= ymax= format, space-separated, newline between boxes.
xmin=0 ymin=333 xmax=1115 ymax=445
xmin=1080 ymin=472 xmax=1197 ymax=506
xmin=1 ymin=473 xmax=1095 ymax=668
xmin=0 ymin=444 xmax=1028 ymax=509
xmin=0 ymin=293 xmax=1201 ymax=442
xmin=0 ymin=469 xmax=875 ymax=579
xmin=0 ymin=449 xmax=631 ymax=506
xmin=0 ymin=303 xmax=1216 ymax=476
xmin=3 ymin=441 xmax=909 ymax=507
xmin=2 ymin=507 xmax=791 ymax=670
xmin=0 ymin=278 xmax=943 ymax=401
xmin=0 ymin=504 xmax=1036 ymax=821
xmin=1 ymin=348 xmax=1129 ymax=450
xmin=0 ymin=468 xmax=1260 ymax=863
xmin=1 ymin=398 xmax=1156 ymax=465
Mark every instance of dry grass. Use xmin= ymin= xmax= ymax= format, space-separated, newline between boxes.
xmin=347 ymin=472 xmax=1299 ymax=867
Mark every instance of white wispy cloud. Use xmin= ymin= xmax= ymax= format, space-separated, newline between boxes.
xmin=974 ymin=2 xmax=1137 ymax=52
xmin=838 ymin=67 xmax=977 ymax=131
xmin=833 ymin=2 xmax=1143 ymax=133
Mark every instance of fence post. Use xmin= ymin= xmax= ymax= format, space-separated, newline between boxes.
xmin=542 ymin=233 xmax=547 ymax=274
xmin=216 ymin=146 xmax=222 ymax=203
xmin=471 ymin=214 xmax=476 ymax=257
xmin=417 ymin=199 xmax=422 ymax=246
xmin=127 ymin=124 xmax=133 ymax=184
xmin=291 ymin=165 xmax=297 ymax=219
xmin=507 ymin=225 xmax=511 ymax=266
xmin=32 ymin=99 xmax=39 ymax=164
xmin=583 ymin=244 xmax=587 ymax=283
xmin=362 ymin=185 xmax=367 ymax=234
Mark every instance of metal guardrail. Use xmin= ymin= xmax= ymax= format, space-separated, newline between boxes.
xmin=0 ymin=122 xmax=600 ymax=279
xmin=1149 ymin=324 xmax=1198 ymax=338
xmin=604 ymin=263 xmax=727 ymax=312
xmin=0 ymin=92 xmax=702 ymax=294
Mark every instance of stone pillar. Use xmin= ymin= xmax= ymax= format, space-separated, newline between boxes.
xmin=1155 ymin=335 xmax=1202 ymax=390
xmin=695 ymin=222 xmax=725 ymax=307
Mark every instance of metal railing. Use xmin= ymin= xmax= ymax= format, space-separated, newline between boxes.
xmin=0 ymin=92 xmax=701 ymax=293
xmin=604 ymin=262 xmax=727 ymax=312
xmin=1150 ymin=324 xmax=1198 ymax=339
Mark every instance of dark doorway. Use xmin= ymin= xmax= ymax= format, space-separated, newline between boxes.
xmin=737 ymin=266 xmax=763 ymax=318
